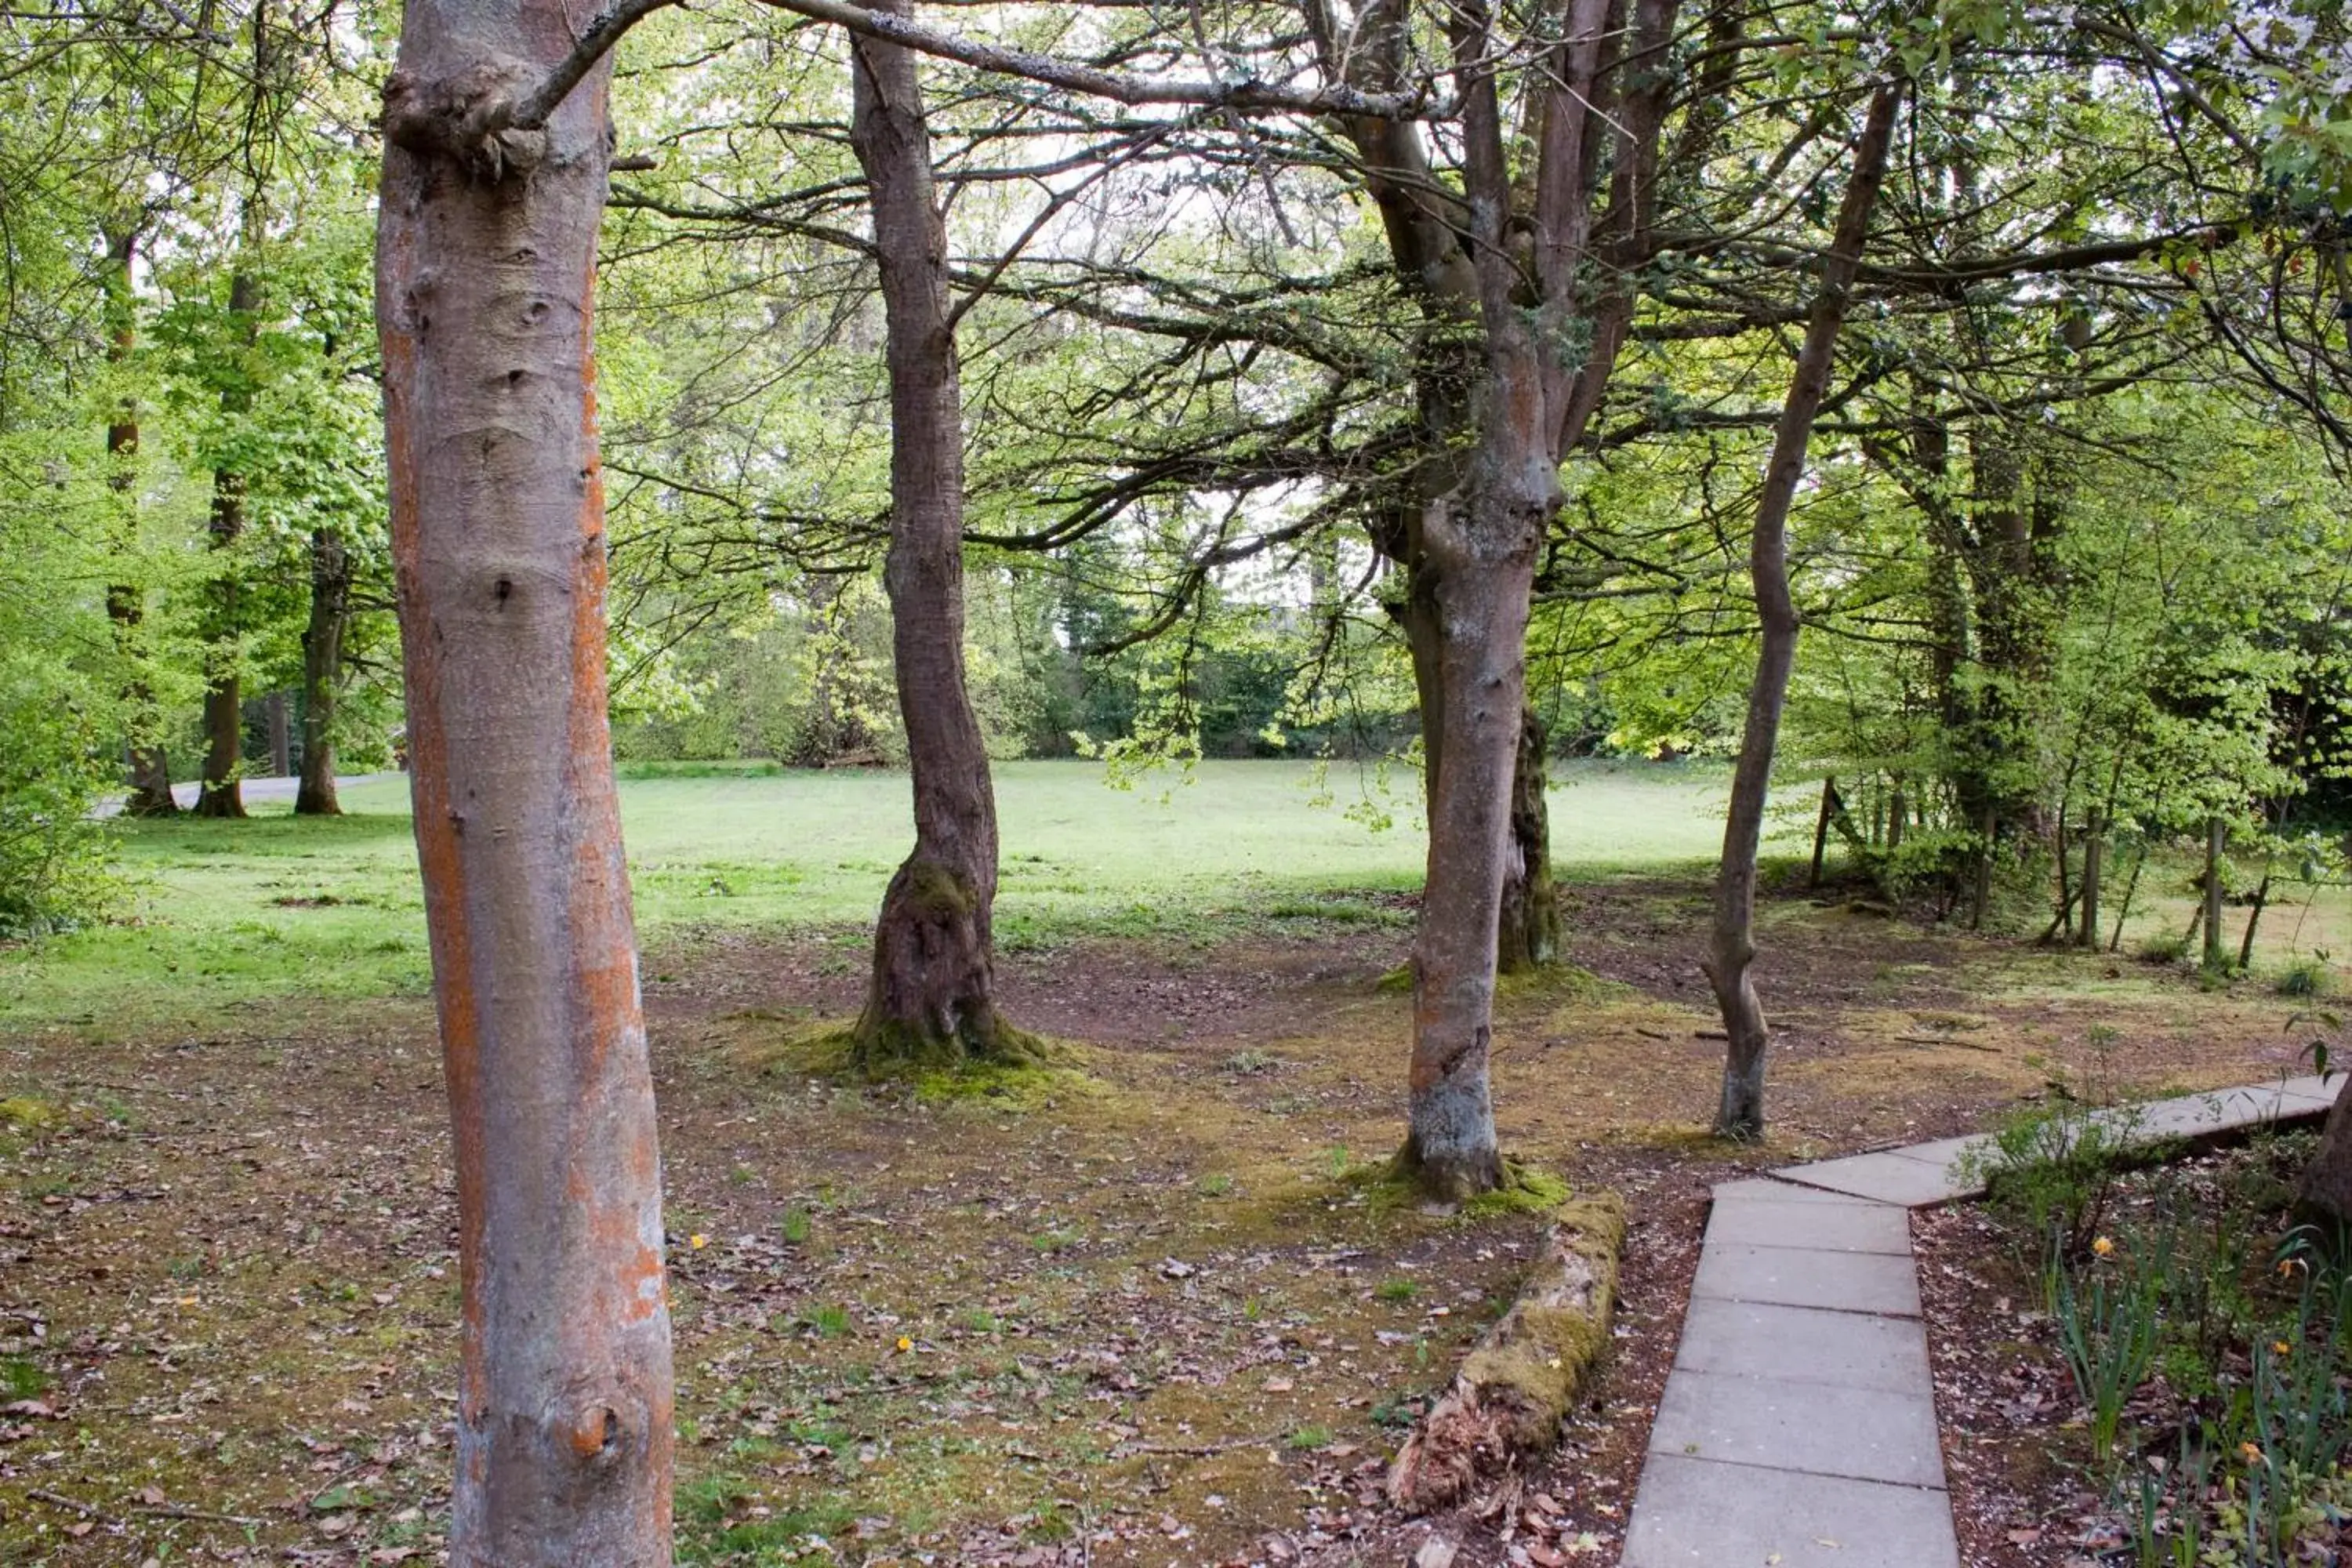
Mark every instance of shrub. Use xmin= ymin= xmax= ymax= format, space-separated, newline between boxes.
xmin=2274 ymin=955 xmax=2332 ymax=998
xmin=0 ymin=679 xmax=116 ymax=938
xmin=1959 ymin=1096 xmax=2151 ymax=1258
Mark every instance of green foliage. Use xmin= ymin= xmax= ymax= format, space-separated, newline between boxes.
xmin=0 ymin=640 xmax=118 ymax=936
xmin=2274 ymin=955 xmax=2332 ymax=997
xmin=1962 ymin=1096 xmax=2150 ymax=1259
xmin=2045 ymin=1229 xmax=2165 ymax=1462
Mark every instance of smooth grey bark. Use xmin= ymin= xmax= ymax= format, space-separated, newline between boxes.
xmin=376 ymin=6 xmax=673 ymax=1559
xmin=1708 ymin=78 xmax=1903 ymax=1141
xmin=1396 ymin=584 xmax=1558 ymax=976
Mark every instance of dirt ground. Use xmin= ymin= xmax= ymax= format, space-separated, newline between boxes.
xmin=0 ymin=877 xmax=2331 ymax=1566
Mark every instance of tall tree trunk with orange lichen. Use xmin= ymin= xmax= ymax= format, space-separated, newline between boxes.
xmin=376 ymin=2 xmax=673 ymax=1557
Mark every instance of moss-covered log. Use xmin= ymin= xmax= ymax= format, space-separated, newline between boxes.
xmin=1386 ymin=1191 xmax=1624 ymax=1514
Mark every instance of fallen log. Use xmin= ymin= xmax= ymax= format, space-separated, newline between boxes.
xmin=1386 ymin=1190 xmax=1625 ymax=1514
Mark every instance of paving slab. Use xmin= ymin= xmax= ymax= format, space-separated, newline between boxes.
xmin=1626 ymin=1076 xmax=2332 ymax=1562
xmin=1711 ymin=1177 xmax=1886 ymax=1207
xmin=1673 ymin=1298 xmax=1929 ymax=1393
xmin=1704 ymin=1193 xmax=1913 ymax=1255
xmin=1770 ymin=1149 xmax=1974 ymax=1207
xmin=1877 ymin=1134 xmax=1997 ymax=1171
xmin=2266 ymin=1074 xmax=2339 ymax=1106
xmin=1621 ymin=1453 xmax=1958 ymax=1568
xmin=1692 ymin=1241 xmax=1921 ymax=1316
xmin=2114 ymin=1085 xmax=2334 ymax=1139
xmin=1646 ymin=1367 xmax=1945 ymax=1486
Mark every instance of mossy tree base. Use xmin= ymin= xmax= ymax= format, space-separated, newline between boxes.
xmin=1387 ymin=1189 xmax=1625 ymax=1514
xmin=1390 ymin=1133 xmax=1506 ymax=1205
xmin=844 ymin=1012 xmax=1053 ymax=1076
xmin=851 ymin=852 xmax=1037 ymax=1076
xmin=1381 ymin=1147 xmax=1569 ymax=1212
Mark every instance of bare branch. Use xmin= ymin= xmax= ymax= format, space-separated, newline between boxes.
xmin=750 ymin=0 xmax=1432 ymax=119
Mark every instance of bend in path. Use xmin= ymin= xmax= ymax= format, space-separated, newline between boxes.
xmin=1620 ymin=1075 xmax=2339 ymax=1568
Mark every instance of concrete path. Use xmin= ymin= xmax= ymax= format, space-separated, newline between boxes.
xmin=1620 ymin=1076 xmax=2340 ymax=1567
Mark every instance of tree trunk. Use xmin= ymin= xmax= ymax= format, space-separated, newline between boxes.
xmin=1319 ymin=0 xmax=1680 ymax=1198
xmin=2296 ymin=1072 xmax=2352 ymax=1231
xmin=1970 ymin=805 xmax=1995 ymax=929
xmin=2053 ymin=809 xmax=2073 ymax=941
xmin=266 ymin=691 xmax=292 ymax=778
xmin=195 ymin=270 xmax=260 ymax=819
xmin=1809 ymin=776 xmax=1836 ymax=888
xmin=1496 ymin=701 xmax=1560 ymax=973
xmin=2238 ymin=867 xmax=2272 ymax=971
xmin=2077 ymin=808 xmax=2103 ymax=949
xmin=1400 ymin=488 xmax=1540 ymax=1200
xmin=192 ymin=560 xmax=248 ymax=813
xmin=376 ymin=16 xmax=673 ymax=1562
xmin=1708 ymin=78 xmax=1901 ymax=1142
xmin=2107 ymin=839 xmax=2143 ymax=953
xmin=296 ymin=528 xmax=349 ymax=816
xmin=2204 ymin=817 xmax=2227 ymax=973
xmin=845 ymin=0 xmax=1024 ymax=1069
xmin=1395 ymin=572 xmax=1559 ymax=976
xmin=101 ymin=224 xmax=176 ymax=818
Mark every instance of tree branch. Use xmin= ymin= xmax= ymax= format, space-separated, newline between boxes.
xmin=750 ymin=0 xmax=1432 ymax=119
xmin=511 ymin=0 xmax=684 ymax=129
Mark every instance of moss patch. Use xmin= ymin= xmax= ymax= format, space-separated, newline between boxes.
xmin=0 ymin=1095 xmax=60 ymax=1130
xmin=1461 ymin=1160 xmax=1573 ymax=1218
xmin=727 ymin=1010 xmax=1075 ymax=1102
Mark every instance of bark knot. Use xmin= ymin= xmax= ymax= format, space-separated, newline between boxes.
xmin=383 ymin=60 xmax=547 ymax=182
xmin=568 ymin=1403 xmax=623 ymax=1464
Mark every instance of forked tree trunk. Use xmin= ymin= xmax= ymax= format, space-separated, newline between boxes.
xmin=845 ymin=0 xmax=1025 ymax=1069
xmin=195 ymin=267 xmax=262 ymax=820
xmin=296 ymin=528 xmax=348 ymax=816
xmin=1403 ymin=583 xmax=1558 ymax=976
xmin=1318 ymin=0 xmax=1680 ymax=1197
xmin=377 ymin=12 xmax=673 ymax=1560
xmin=1708 ymin=78 xmax=1900 ymax=1140
xmin=100 ymin=225 xmax=177 ymax=819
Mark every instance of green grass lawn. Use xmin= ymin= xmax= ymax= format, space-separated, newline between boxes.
xmin=0 ymin=759 xmax=1736 ymax=1034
